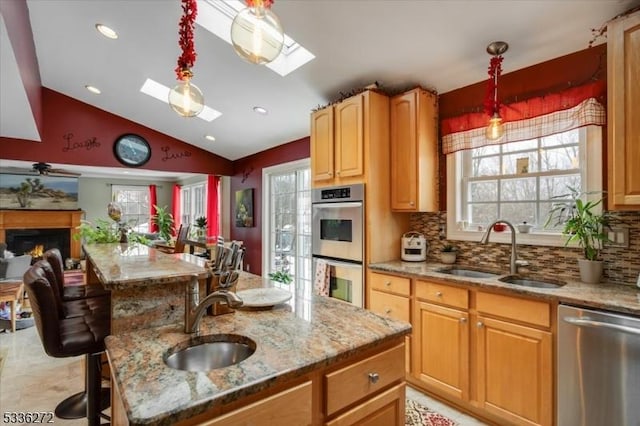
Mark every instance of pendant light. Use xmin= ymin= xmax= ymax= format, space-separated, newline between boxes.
xmin=169 ymin=0 xmax=205 ymax=117
xmin=484 ymin=41 xmax=508 ymax=141
xmin=230 ymin=0 xmax=284 ymax=65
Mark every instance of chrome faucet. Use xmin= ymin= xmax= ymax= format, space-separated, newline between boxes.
xmin=480 ymin=220 xmax=529 ymax=275
xmin=184 ymin=276 xmax=243 ymax=335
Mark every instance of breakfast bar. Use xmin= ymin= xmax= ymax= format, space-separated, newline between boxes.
xmin=83 ymin=243 xmax=210 ymax=334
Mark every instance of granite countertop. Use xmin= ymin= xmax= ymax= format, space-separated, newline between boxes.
xmin=105 ymin=272 xmax=411 ymax=425
xmin=369 ymin=260 xmax=640 ymax=316
xmin=83 ymin=243 xmax=209 ymax=290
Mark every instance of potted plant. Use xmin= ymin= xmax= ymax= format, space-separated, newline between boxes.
xmin=152 ymin=205 xmax=175 ymax=243
xmin=440 ymin=244 xmax=457 ymax=264
xmin=268 ymin=270 xmax=292 ymax=284
xmin=545 ymin=186 xmax=610 ymax=283
xmin=194 ymin=216 xmax=207 ymax=240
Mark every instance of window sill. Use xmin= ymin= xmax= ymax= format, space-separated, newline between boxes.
xmin=446 ymin=228 xmax=569 ymax=247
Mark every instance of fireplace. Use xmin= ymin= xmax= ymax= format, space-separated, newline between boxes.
xmin=0 ymin=210 xmax=84 ymax=259
xmin=5 ymin=228 xmax=71 ymax=262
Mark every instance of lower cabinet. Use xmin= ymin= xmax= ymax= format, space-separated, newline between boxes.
xmin=325 ymin=383 xmax=405 ymax=426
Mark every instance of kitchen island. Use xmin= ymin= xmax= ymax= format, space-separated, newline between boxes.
xmin=105 ymin=273 xmax=411 ymax=425
xmin=83 ymin=243 xmax=210 ymax=334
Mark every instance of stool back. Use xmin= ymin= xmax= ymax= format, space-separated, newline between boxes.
xmin=42 ymin=248 xmax=65 ymax=288
xmin=32 ymin=259 xmax=66 ymax=317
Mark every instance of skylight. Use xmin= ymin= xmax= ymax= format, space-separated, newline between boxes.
xmin=139 ymin=78 xmax=222 ymax=122
xmin=198 ymin=0 xmax=315 ymax=76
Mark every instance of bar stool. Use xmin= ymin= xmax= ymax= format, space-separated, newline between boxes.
xmin=23 ymin=263 xmax=111 ymax=425
xmin=42 ymin=248 xmax=110 ymax=301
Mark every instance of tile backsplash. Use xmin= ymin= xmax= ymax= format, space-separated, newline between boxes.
xmin=410 ymin=211 xmax=640 ymax=286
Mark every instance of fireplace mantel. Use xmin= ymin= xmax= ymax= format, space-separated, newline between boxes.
xmin=0 ymin=210 xmax=84 ymax=259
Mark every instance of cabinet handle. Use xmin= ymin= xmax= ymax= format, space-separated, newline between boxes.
xmin=385 ymin=308 xmax=391 ymax=314
xmin=336 ymin=171 xmax=341 ymax=176
xmin=368 ymin=372 xmax=380 ymax=384
xmin=436 ymin=291 xmax=443 ymax=297
xmin=410 ymin=201 xmax=415 ymax=206
xmin=477 ymin=321 xmax=484 ymax=328
xmin=460 ymin=318 xmax=467 ymax=323
xmin=328 ymin=172 xmax=333 ymax=177
xmin=385 ymin=281 xmax=391 ymax=287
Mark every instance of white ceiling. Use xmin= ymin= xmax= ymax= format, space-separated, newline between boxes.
xmin=1 ymin=0 xmax=638 ymax=179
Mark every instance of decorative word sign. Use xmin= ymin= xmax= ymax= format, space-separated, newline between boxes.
xmin=62 ymin=133 xmax=100 ymax=152
xmin=161 ymin=146 xmax=192 ymax=162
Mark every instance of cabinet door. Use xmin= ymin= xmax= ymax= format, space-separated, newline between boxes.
xmin=325 ymin=383 xmax=405 ymax=426
xmin=334 ymin=94 xmax=364 ymax=179
xmin=369 ymin=289 xmax=410 ymax=323
xmin=608 ymin=11 xmax=640 ymax=209
xmin=311 ymin=107 xmax=335 ymax=184
xmin=476 ymin=316 xmax=552 ymax=426
xmin=413 ymin=301 xmax=469 ymax=400
xmin=390 ymin=91 xmax=418 ymax=210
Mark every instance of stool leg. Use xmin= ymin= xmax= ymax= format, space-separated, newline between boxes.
xmin=87 ymin=353 xmax=102 ymax=426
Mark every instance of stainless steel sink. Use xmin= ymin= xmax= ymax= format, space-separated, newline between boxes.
xmin=165 ymin=334 xmax=256 ymax=372
xmin=436 ymin=267 xmax=500 ymax=279
xmin=499 ymin=275 xmax=566 ymax=289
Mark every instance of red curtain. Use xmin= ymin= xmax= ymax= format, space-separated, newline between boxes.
xmin=149 ymin=185 xmax=158 ymax=232
xmin=172 ymin=184 xmax=181 ymax=236
xmin=207 ymin=175 xmax=220 ymax=238
xmin=441 ymin=80 xmax=606 ymax=137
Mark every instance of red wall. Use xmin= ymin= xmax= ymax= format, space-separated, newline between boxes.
xmin=0 ymin=0 xmax=43 ymax=136
xmin=230 ymin=137 xmax=310 ymax=275
xmin=0 ymin=88 xmax=233 ymax=175
xmin=437 ymin=44 xmax=607 ymax=207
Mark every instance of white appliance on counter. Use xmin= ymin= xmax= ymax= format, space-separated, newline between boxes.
xmin=401 ymin=232 xmax=428 ymax=262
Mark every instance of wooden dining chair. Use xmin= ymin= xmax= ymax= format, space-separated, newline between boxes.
xmin=155 ymin=224 xmax=190 ymax=254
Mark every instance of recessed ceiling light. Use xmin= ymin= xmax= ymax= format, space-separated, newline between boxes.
xmin=139 ymin=78 xmax=222 ymax=122
xmin=253 ymin=106 xmax=268 ymax=115
xmin=205 ymin=135 xmax=216 ymax=141
xmin=95 ymin=24 xmax=118 ymax=40
xmin=85 ymin=85 xmax=101 ymax=94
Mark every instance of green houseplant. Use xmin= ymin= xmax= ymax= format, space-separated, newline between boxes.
xmin=152 ymin=205 xmax=175 ymax=243
xmin=268 ymin=270 xmax=292 ymax=284
xmin=194 ymin=216 xmax=207 ymax=240
xmin=545 ymin=186 xmax=610 ymax=283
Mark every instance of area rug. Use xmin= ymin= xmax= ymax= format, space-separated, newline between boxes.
xmin=406 ymin=398 xmax=458 ymax=426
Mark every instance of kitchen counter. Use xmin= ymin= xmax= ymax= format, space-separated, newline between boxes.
xmin=105 ymin=272 xmax=411 ymax=425
xmin=369 ymin=260 xmax=640 ymax=316
xmin=83 ymin=243 xmax=210 ymax=333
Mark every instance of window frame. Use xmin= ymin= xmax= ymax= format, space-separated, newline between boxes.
xmin=111 ymin=185 xmax=151 ymax=233
xmin=181 ymin=181 xmax=207 ymax=227
xmin=446 ymin=126 xmax=603 ymax=247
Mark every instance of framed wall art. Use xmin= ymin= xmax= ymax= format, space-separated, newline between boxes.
xmin=235 ymin=188 xmax=254 ymax=227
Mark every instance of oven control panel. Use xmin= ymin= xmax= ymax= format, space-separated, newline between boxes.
xmin=312 ymin=184 xmax=364 ymax=203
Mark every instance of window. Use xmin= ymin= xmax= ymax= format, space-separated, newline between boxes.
xmin=111 ymin=185 xmax=151 ymax=232
xmin=262 ymin=159 xmax=311 ymax=292
xmin=447 ymin=126 xmax=602 ymax=246
xmin=181 ymin=182 xmax=207 ymax=226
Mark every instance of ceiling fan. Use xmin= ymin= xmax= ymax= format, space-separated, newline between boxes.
xmin=31 ymin=162 xmax=81 ymax=177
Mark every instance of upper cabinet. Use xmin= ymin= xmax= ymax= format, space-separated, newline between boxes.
xmin=310 ymin=91 xmax=388 ymax=188
xmin=390 ymin=88 xmax=438 ymax=211
xmin=607 ymin=10 xmax=640 ymax=210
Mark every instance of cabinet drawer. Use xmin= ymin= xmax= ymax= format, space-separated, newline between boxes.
xmin=325 ymin=344 xmax=405 ymax=416
xmin=415 ymin=280 xmax=468 ymax=309
xmin=370 ymin=273 xmax=410 ymax=297
xmin=369 ymin=290 xmax=410 ymax=323
xmin=325 ymin=383 xmax=405 ymax=426
xmin=476 ymin=292 xmax=550 ymax=328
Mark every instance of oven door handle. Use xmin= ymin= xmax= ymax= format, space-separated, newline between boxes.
xmin=312 ymin=202 xmax=362 ymax=209
xmin=315 ymin=258 xmax=362 ymax=269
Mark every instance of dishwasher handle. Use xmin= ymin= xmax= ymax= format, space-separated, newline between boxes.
xmin=563 ymin=316 xmax=640 ymax=336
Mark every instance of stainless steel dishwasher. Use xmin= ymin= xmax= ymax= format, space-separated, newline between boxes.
xmin=558 ymin=304 xmax=640 ymax=426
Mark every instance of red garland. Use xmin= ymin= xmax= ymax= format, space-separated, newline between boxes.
xmin=175 ymin=0 xmax=198 ymax=81
xmin=246 ymin=0 xmax=274 ymax=8
xmin=484 ymin=55 xmax=503 ymax=117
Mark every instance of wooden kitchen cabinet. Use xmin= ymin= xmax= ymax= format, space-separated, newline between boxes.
xmin=390 ymin=88 xmax=438 ymax=211
xmin=409 ymin=279 xmax=553 ymax=426
xmin=310 ymin=90 xmax=388 ymax=187
xmin=607 ymin=10 xmax=640 ymax=209
xmin=325 ymin=383 xmax=405 ymax=426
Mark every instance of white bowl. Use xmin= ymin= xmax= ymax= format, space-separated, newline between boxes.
xmin=517 ymin=223 xmax=534 ymax=233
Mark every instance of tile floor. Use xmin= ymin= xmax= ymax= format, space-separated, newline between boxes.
xmin=1 ymin=326 xmax=486 ymax=425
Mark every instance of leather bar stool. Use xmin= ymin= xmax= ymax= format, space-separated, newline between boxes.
xmin=23 ymin=263 xmax=111 ymax=425
xmin=42 ymin=248 xmax=110 ymax=301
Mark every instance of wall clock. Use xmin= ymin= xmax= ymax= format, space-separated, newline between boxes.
xmin=113 ymin=134 xmax=151 ymax=167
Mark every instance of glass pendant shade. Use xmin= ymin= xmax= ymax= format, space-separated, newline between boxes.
xmin=230 ymin=5 xmax=284 ymax=64
xmin=168 ymin=79 xmax=205 ymax=117
xmin=486 ymin=113 xmax=505 ymax=141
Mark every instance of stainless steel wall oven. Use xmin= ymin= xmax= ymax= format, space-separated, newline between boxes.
xmin=312 ymin=184 xmax=364 ymax=307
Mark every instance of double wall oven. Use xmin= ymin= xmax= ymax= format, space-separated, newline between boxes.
xmin=312 ymin=184 xmax=364 ymax=307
